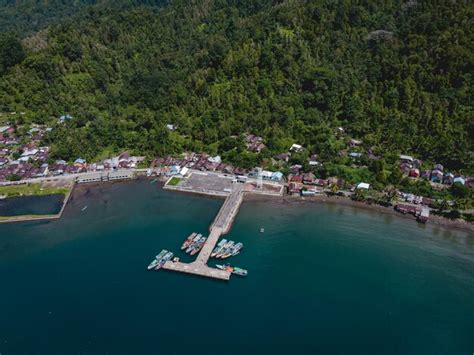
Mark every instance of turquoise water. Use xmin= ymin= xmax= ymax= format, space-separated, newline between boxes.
xmin=0 ymin=180 xmax=473 ymax=354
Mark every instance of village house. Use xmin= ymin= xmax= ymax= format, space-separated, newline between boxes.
xmin=308 ymin=154 xmax=319 ymax=166
xmin=466 ymin=178 xmax=474 ymax=188
xmin=443 ymin=172 xmax=454 ymax=185
xmin=409 ymin=168 xmax=420 ymax=178
xmin=245 ymin=134 xmax=266 ymax=153
xmin=288 ymin=182 xmax=302 ymax=195
xmin=400 ymin=163 xmax=411 ymax=175
xmin=349 ymin=152 xmax=363 ymax=159
xmin=314 ymin=179 xmax=328 ymax=187
xmin=356 ymin=182 xmax=370 ymax=190
xmin=421 ymin=170 xmax=431 ymax=179
xmin=430 ymin=169 xmax=443 ymax=183
xmin=453 ymin=176 xmax=465 ymax=185
xmin=289 ymin=143 xmax=303 ymax=153
xmin=289 ymin=164 xmax=302 ymax=174
xmin=302 ymin=172 xmax=315 ymax=185
xmin=273 ymin=153 xmax=289 ymax=163
xmin=289 ymin=175 xmax=303 ymax=183
xmin=349 ymin=139 xmax=362 ymax=148
xmin=399 ymin=154 xmax=414 ymax=164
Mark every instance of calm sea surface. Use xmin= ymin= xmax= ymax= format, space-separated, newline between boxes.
xmin=0 ymin=194 xmax=63 ymax=216
xmin=0 ymin=180 xmax=473 ymax=355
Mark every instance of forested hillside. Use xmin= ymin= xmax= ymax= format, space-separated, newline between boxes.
xmin=0 ymin=0 xmax=98 ymax=36
xmin=0 ymin=0 xmax=472 ymax=172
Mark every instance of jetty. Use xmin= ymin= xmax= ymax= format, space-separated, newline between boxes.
xmin=162 ymin=183 xmax=244 ymax=280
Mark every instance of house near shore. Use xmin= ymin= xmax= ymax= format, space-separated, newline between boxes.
xmin=356 ymin=182 xmax=370 ymax=190
xmin=289 ymin=175 xmax=303 ymax=183
xmin=302 ymin=172 xmax=315 ymax=184
xmin=287 ymin=182 xmax=302 ymax=195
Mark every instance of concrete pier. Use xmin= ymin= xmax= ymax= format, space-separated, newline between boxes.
xmin=162 ymin=260 xmax=230 ymax=280
xmin=163 ymin=183 xmax=244 ymax=280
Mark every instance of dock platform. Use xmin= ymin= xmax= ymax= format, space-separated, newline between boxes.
xmin=162 ymin=260 xmax=230 ymax=280
xmin=162 ymin=183 xmax=245 ymax=280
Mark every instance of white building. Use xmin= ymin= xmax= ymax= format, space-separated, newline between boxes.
xmin=356 ymin=182 xmax=370 ymax=190
xmin=290 ymin=144 xmax=303 ymax=152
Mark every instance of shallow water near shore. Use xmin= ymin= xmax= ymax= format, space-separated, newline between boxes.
xmin=0 ymin=193 xmax=63 ymax=216
xmin=0 ymin=180 xmax=473 ymax=354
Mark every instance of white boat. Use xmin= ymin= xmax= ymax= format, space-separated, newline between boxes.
xmin=81 ymin=206 xmax=88 ymax=211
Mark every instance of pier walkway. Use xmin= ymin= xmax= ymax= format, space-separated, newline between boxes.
xmin=163 ymin=183 xmax=244 ymax=280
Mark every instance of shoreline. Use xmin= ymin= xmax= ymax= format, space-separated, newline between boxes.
xmin=243 ymin=193 xmax=474 ymax=234
xmin=0 ymin=183 xmax=74 ymax=224
xmin=1 ymin=177 xmax=472 ymax=234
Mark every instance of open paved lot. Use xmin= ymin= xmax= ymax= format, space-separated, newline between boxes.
xmin=178 ymin=171 xmax=235 ymax=194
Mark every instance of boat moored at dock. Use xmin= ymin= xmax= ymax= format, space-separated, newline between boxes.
xmin=216 ymin=263 xmax=248 ymax=276
xmin=181 ymin=232 xmax=197 ymax=250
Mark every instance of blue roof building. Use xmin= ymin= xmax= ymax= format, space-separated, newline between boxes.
xmin=271 ymin=171 xmax=283 ymax=181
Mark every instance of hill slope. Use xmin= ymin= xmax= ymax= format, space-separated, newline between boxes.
xmin=0 ymin=0 xmax=472 ymax=171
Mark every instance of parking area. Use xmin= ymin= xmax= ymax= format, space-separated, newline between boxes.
xmin=178 ymin=171 xmax=235 ymax=194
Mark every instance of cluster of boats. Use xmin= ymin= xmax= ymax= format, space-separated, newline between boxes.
xmin=147 ymin=249 xmax=174 ymax=271
xmin=211 ymin=239 xmax=243 ymax=259
xmin=180 ymin=232 xmax=207 ymax=256
xmin=216 ymin=263 xmax=248 ymax=276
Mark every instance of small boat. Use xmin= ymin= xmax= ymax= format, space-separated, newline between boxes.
xmin=216 ymin=264 xmax=247 ymax=276
xmin=186 ymin=234 xmax=202 ymax=253
xmin=155 ymin=250 xmax=168 ymax=260
xmin=150 ymin=178 xmax=158 ymax=184
xmin=217 ymin=241 xmax=234 ymax=258
xmin=215 ymin=264 xmax=233 ymax=273
xmin=147 ymin=259 xmax=160 ymax=270
xmin=260 ymin=227 xmax=264 ymax=233
xmin=181 ymin=232 xmax=197 ymax=250
xmin=231 ymin=242 xmax=243 ymax=256
xmin=232 ymin=266 xmax=248 ymax=277
xmin=81 ymin=206 xmax=88 ymax=211
xmin=155 ymin=251 xmax=174 ymax=270
xmin=211 ymin=239 xmax=227 ymax=258
xmin=190 ymin=237 xmax=207 ymax=256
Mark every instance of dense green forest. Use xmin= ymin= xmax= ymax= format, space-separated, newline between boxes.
xmin=0 ymin=0 xmax=98 ymax=35
xmin=0 ymin=0 xmax=472 ymax=173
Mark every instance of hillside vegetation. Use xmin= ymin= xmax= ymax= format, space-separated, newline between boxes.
xmin=0 ymin=0 xmax=472 ymax=172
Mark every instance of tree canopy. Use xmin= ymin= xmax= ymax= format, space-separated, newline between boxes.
xmin=0 ymin=0 xmax=472 ymax=173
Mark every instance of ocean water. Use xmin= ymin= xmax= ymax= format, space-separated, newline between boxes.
xmin=0 ymin=180 xmax=473 ymax=355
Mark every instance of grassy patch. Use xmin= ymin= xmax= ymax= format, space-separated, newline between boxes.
xmin=0 ymin=183 xmax=70 ymax=197
xmin=167 ymin=177 xmax=182 ymax=186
